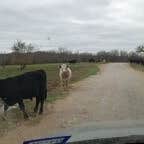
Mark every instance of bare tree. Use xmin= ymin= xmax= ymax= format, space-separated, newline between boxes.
xmin=12 ymin=40 xmax=34 ymax=53
xmin=12 ymin=40 xmax=26 ymax=53
xmin=136 ymin=45 xmax=144 ymax=53
xmin=27 ymin=43 xmax=35 ymax=53
xmin=11 ymin=40 xmax=35 ymax=70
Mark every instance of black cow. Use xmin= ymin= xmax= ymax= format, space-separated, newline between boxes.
xmin=89 ymin=58 xmax=95 ymax=63
xmin=68 ymin=59 xmax=77 ymax=64
xmin=0 ymin=70 xmax=47 ymax=119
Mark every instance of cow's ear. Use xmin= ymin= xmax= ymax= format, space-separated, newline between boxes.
xmin=67 ymin=65 xmax=70 ymax=68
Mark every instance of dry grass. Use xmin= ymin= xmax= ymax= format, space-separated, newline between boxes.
xmin=130 ymin=63 xmax=144 ymax=72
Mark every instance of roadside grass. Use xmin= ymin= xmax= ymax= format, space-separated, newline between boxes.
xmin=130 ymin=63 xmax=144 ymax=72
xmin=0 ymin=63 xmax=99 ymax=136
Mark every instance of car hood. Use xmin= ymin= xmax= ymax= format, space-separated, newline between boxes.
xmin=54 ymin=120 xmax=144 ymax=143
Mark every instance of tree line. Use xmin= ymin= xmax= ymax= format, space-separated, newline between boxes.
xmin=0 ymin=40 xmax=144 ymax=69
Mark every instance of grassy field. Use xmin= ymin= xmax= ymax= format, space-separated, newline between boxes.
xmin=0 ymin=62 xmax=99 ymax=136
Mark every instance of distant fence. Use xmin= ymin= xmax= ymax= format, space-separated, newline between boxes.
xmin=0 ymin=50 xmax=130 ymax=66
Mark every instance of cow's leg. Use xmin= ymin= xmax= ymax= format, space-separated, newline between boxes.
xmin=2 ymin=103 xmax=9 ymax=120
xmin=60 ymin=79 xmax=62 ymax=87
xmin=62 ymin=80 xmax=65 ymax=89
xmin=61 ymin=80 xmax=64 ymax=88
xmin=65 ymin=80 xmax=68 ymax=90
xmin=39 ymin=98 xmax=44 ymax=114
xmin=59 ymin=77 xmax=63 ymax=88
xmin=18 ymin=100 xmax=29 ymax=119
xmin=34 ymin=98 xmax=40 ymax=113
xmin=66 ymin=79 xmax=69 ymax=88
xmin=4 ymin=103 xmax=9 ymax=117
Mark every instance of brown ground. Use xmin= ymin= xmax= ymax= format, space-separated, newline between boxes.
xmin=1 ymin=63 xmax=144 ymax=144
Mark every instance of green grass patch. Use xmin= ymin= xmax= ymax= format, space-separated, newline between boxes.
xmin=0 ymin=62 xmax=99 ymax=136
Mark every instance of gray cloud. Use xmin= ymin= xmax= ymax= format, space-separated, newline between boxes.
xmin=0 ymin=0 xmax=144 ymax=52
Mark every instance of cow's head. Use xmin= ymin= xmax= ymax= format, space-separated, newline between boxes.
xmin=59 ymin=64 xmax=69 ymax=72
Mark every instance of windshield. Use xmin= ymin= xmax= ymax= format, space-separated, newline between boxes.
xmin=0 ymin=0 xmax=144 ymax=144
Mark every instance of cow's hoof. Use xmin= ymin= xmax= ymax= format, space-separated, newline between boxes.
xmin=24 ymin=114 xmax=29 ymax=120
xmin=1 ymin=116 xmax=7 ymax=121
xmin=24 ymin=116 xmax=29 ymax=120
xmin=33 ymin=113 xmax=37 ymax=117
xmin=34 ymin=109 xmax=38 ymax=113
xmin=31 ymin=112 xmax=37 ymax=117
xmin=39 ymin=111 xmax=43 ymax=115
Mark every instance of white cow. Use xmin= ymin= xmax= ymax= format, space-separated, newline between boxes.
xmin=59 ymin=64 xmax=72 ymax=89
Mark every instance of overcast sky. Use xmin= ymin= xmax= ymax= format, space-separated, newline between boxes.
xmin=0 ymin=0 xmax=144 ymax=53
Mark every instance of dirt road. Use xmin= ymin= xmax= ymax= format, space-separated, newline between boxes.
xmin=1 ymin=63 xmax=144 ymax=144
